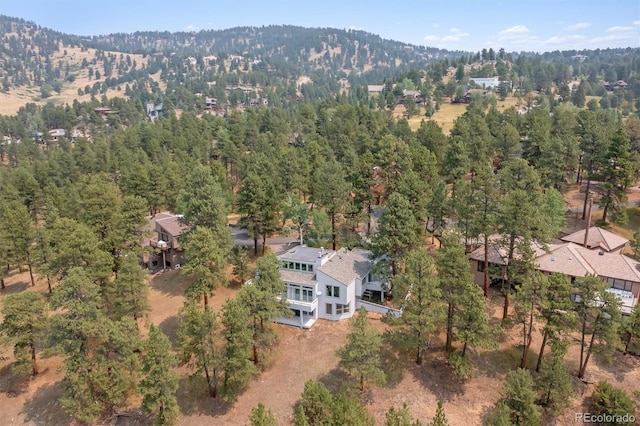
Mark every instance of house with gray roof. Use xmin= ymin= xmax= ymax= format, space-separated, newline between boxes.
xmin=275 ymin=245 xmax=396 ymax=328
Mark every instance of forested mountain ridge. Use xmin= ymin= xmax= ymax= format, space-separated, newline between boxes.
xmin=2 ymin=14 xmax=639 ymax=117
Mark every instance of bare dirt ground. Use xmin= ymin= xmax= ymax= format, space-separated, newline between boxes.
xmin=1 ymin=252 xmax=639 ymax=425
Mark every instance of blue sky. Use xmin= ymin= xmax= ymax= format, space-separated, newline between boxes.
xmin=3 ymin=0 xmax=639 ymax=52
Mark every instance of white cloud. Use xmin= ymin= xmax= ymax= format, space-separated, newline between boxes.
xmin=563 ymin=22 xmax=591 ymax=31
xmin=185 ymin=24 xmax=197 ymax=31
xmin=634 ymin=20 xmax=640 ymax=26
xmin=499 ymin=25 xmax=528 ymax=35
xmin=606 ymin=26 xmax=634 ymax=32
xmin=541 ymin=34 xmax=586 ymax=45
xmin=423 ymin=27 xmax=470 ymax=46
xmin=591 ymin=33 xmax=637 ymax=43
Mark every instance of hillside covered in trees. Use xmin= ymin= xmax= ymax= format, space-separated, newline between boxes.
xmin=0 ymin=13 xmax=640 ymax=426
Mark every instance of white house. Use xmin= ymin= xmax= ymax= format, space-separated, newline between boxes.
xmin=469 ymin=76 xmax=500 ymax=89
xmin=275 ymin=245 xmax=396 ymax=328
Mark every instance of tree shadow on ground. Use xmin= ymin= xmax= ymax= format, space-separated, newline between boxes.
xmin=0 ymin=363 xmax=30 ymax=397
xmin=475 ymin=345 xmax=523 ymax=379
xmin=317 ymin=367 xmax=350 ymax=394
xmin=21 ymin=382 xmax=73 ymax=425
xmin=380 ymin=346 xmax=404 ymax=388
xmin=408 ymin=352 xmax=466 ymax=403
xmin=594 ymin=351 xmax=640 ymax=382
xmin=158 ymin=315 xmax=180 ymax=349
xmin=148 ymin=270 xmax=191 ymax=298
xmin=113 ymin=411 xmax=154 ymax=425
xmin=0 ymin=280 xmax=30 ymax=295
xmin=175 ymin=375 xmax=232 ymax=418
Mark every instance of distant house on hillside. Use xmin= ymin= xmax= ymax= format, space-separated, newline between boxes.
xmin=48 ymin=129 xmax=66 ymax=142
xmin=274 ymin=246 xmax=399 ymax=328
xmin=469 ymin=76 xmax=499 ymax=89
xmin=146 ymin=103 xmax=163 ymax=121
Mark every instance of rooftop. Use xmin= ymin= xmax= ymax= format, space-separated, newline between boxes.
xmin=317 ymin=248 xmax=372 ymax=286
xmin=279 ymin=246 xmax=334 ymax=263
xmin=154 ymin=213 xmax=189 ymax=237
xmin=280 ymin=269 xmax=317 ymax=286
xmin=560 ymin=226 xmax=629 ymax=252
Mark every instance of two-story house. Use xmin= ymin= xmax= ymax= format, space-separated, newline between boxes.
xmin=147 ymin=212 xmax=189 ymax=270
xmin=468 ymin=228 xmax=640 ymax=315
xmin=275 ymin=246 xmax=394 ymax=328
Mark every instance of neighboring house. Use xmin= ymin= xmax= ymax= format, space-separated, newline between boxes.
xmin=48 ymin=129 xmax=66 ymax=142
xmin=560 ymin=226 xmax=629 ymax=253
xmin=145 ymin=212 xmax=189 ymax=270
xmin=469 ymin=230 xmax=640 ymax=314
xmin=367 ymin=84 xmax=385 ymax=94
xmin=146 ymin=103 xmax=163 ymax=121
xmin=275 ymin=245 xmax=396 ymax=328
xmin=469 ymin=76 xmax=500 ymax=89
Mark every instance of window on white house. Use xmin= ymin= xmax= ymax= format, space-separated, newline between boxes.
xmin=326 ymin=285 xmax=340 ymax=298
xmin=326 ymin=303 xmax=333 ymax=314
xmin=301 ymin=263 xmax=307 ymax=271
xmin=308 ymin=265 xmax=314 ymax=272
xmin=302 ymin=287 xmax=314 ymax=302
xmin=295 ymin=263 xmax=301 ymax=270
xmin=336 ymin=303 xmax=349 ymax=315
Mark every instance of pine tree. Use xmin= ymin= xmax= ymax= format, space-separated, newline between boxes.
xmin=436 ymin=237 xmax=478 ymax=353
xmin=312 ymin=159 xmax=351 ymax=250
xmin=237 ymin=253 xmax=291 ymax=364
xmin=622 ymin=304 xmax=640 ymax=354
xmin=336 ymin=307 xmax=386 ymax=390
xmin=499 ymin=369 xmax=541 ymax=426
xmin=536 ymin=273 xmax=577 ymax=372
xmin=140 ymin=325 xmax=179 ymax=425
xmin=51 ymin=269 xmax=142 ymax=422
xmin=384 ymin=248 xmax=445 ymax=365
xmin=221 ymin=298 xmax=256 ymax=402
xmin=575 ymin=275 xmax=622 ymax=379
xmin=182 ymin=226 xmax=230 ymax=307
xmin=297 ymin=380 xmax=333 ymax=425
xmin=177 ymin=302 xmax=223 ymax=398
xmin=111 ymin=254 xmax=149 ymax=321
xmin=331 ymin=388 xmax=375 ymax=426
xmin=0 ymin=200 xmax=36 ymax=286
xmin=536 ymin=341 xmax=573 ymax=414
xmin=385 ymin=403 xmax=420 ymax=426
xmin=0 ymin=291 xmax=47 ymax=376
xmin=249 ymin=403 xmax=278 ymax=426
xmin=430 ymin=401 xmax=449 ymax=426
xmin=371 ymin=192 xmax=421 ymax=276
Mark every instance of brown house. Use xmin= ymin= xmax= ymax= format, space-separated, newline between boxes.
xmin=147 ymin=212 xmax=189 ymax=270
xmin=469 ymin=232 xmax=640 ymax=315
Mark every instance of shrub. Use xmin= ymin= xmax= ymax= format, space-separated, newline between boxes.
xmin=591 ymin=381 xmax=635 ymax=425
xmin=449 ymin=352 xmax=474 ymax=379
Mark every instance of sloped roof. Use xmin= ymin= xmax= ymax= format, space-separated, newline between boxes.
xmin=280 ymin=269 xmax=317 ymax=286
xmin=468 ymin=234 xmax=548 ymax=266
xmin=576 ymin=246 xmax=640 ymax=282
xmin=155 ymin=213 xmax=189 ymax=237
xmin=560 ymin=226 xmax=628 ymax=252
xmin=318 ymin=248 xmax=372 ymax=286
xmin=536 ymin=242 xmax=640 ymax=282
xmin=536 ymin=243 xmax=596 ymax=277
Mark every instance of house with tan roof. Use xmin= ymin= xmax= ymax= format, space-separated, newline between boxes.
xmin=469 ymin=232 xmax=640 ymax=315
xmin=275 ymin=245 xmax=397 ymax=328
xmin=560 ymin=226 xmax=629 ymax=253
